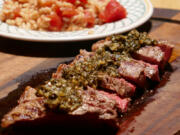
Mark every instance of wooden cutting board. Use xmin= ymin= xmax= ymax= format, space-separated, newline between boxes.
xmin=0 ymin=8 xmax=180 ymax=135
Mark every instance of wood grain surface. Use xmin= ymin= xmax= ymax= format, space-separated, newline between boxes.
xmin=0 ymin=8 xmax=180 ymax=135
xmin=150 ymin=0 xmax=180 ymax=10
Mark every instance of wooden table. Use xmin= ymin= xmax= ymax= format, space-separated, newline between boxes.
xmin=0 ymin=3 xmax=180 ymax=135
xmin=151 ymin=0 xmax=180 ymax=10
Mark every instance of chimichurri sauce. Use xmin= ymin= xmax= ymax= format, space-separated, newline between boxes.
xmin=36 ymin=30 xmax=157 ymax=112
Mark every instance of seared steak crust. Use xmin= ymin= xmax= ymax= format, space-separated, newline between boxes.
xmin=1 ymin=87 xmax=46 ymax=128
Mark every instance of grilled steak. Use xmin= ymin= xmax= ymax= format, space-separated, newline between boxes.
xmin=98 ymin=74 xmax=136 ymax=97
xmin=132 ymin=43 xmax=173 ymax=69
xmin=53 ymin=50 xmax=136 ymax=97
xmin=1 ymin=87 xmax=46 ymax=128
xmin=157 ymin=42 xmax=174 ymax=66
xmin=118 ymin=59 xmax=160 ymax=86
xmin=1 ymin=30 xmax=174 ymax=130
xmin=1 ymin=86 xmax=130 ymax=128
xmin=133 ymin=46 xmax=164 ymax=67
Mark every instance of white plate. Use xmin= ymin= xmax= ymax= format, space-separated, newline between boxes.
xmin=0 ymin=0 xmax=153 ymax=42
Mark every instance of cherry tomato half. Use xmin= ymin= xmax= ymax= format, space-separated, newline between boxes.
xmin=48 ymin=14 xmax=63 ymax=31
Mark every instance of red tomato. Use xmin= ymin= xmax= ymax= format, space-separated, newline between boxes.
xmin=55 ymin=6 xmax=62 ymax=17
xmin=62 ymin=7 xmax=77 ymax=18
xmin=84 ymin=10 xmax=95 ymax=27
xmin=99 ymin=11 xmax=106 ymax=22
xmin=99 ymin=0 xmax=126 ymax=23
xmin=67 ymin=0 xmax=76 ymax=4
xmin=48 ymin=14 xmax=63 ymax=31
xmin=13 ymin=7 xmax=21 ymax=19
xmin=80 ymin=0 xmax=87 ymax=4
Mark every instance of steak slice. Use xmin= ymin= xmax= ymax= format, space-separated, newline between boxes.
xmin=133 ymin=46 xmax=165 ymax=68
xmin=118 ymin=59 xmax=160 ymax=87
xmin=133 ymin=42 xmax=173 ymax=69
xmin=118 ymin=60 xmax=146 ymax=87
xmin=157 ymin=42 xmax=174 ymax=63
xmin=98 ymin=74 xmax=136 ymax=97
xmin=71 ymin=87 xmax=118 ymax=119
xmin=1 ymin=86 xmax=130 ymax=128
xmin=1 ymin=87 xmax=46 ymax=128
xmin=144 ymin=62 xmax=160 ymax=81
xmin=98 ymin=90 xmax=130 ymax=113
xmin=86 ymin=87 xmax=130 ymax=113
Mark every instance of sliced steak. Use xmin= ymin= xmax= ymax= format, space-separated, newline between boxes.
xmin=118 ymin=59 xmax=160 ymax=87
xmin=98 ymin=90 xmax=130 ymax=113
xmin=53 ymin=50 xmax=136 ymax=98
xmin=86 ymin=87 xmax=130 ymax=113
xmin=144 ymin=62 xmax=160 ymax=81
xmin=98 ymin=74 xmax=136 ymax=97
xmin=1 ymin=31 xmax=174 ymax=130
xmin=156 ymin=42 xmax=174 ymax=63
xmin=71 ymin=88 xmax=118 ymax=119
xmin=1 ymin=87 xmax=46 ymax=128
xmin=133 ymin=46 xmax=165 ymax=68
xmin=1 ymin=86 xmax=130 ymax=128
xmin=133 ymin=42 xmax=173 ymax=69
xmin=92 ymin=39 xmax=173 ymax=70
xmin=118 ymin=60 xmax=146 ymax=87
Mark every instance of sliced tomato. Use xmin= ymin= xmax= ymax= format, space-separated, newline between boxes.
xmin=84 ymin=10 xmax=95 ymax=27
xmin=55 ymin=6 xmax=62 ymax=17
xmin=13 ymin=7 xmax=21 ymax=19
xmin=62 ymin=7 xmax=77 ymax=18
xmin=67 ymin=0 xmax=76 ymax=4
xmin=48 ymin=14 xmax=63 ymax=31
xmin=99 ymin=0 xmax=126 ymax=23
xmin=80 ymin=0 xmax=87 ymax=4
xmin=99 ymin=11 xmax=106 ymax=22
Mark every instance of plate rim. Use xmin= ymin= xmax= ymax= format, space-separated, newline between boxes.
xmin=0 ymin=0 xmax=153 ymax=42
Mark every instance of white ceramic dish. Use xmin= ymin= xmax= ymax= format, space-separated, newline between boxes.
xmin=0 ymin=0 xmax=153 ymax=42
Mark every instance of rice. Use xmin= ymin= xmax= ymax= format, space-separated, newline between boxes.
xmin=0 ymin=0 xmax=120 ymax=31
